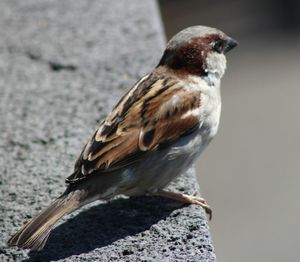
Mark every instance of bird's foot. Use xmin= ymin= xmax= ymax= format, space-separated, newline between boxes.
xmin=155 ymin=190 xmax=212 ymax=220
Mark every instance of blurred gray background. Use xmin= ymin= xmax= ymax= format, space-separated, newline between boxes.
xmin=159 ymin=0 xmax=300 ymax=261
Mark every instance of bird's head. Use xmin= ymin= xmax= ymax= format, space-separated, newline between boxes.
xmin=158 ymin=26 xmax=238 ymax=79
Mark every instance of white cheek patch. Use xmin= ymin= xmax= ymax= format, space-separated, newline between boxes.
xmin=205 ymin=52 xmax=227 ymax=78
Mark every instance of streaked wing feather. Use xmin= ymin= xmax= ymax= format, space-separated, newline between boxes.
xmin=66 ymin=70 xmax=201 ymax=184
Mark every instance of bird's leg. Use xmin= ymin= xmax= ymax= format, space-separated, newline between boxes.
xmin=155 ymin=190 xmax=212 ymax=220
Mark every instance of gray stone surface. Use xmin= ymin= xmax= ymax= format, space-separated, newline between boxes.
xmin=0 ymin=0 xmax=216 ymax=261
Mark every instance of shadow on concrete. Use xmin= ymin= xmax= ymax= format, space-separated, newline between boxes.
xmin=23 ymin=196 xmax=180 ymax=261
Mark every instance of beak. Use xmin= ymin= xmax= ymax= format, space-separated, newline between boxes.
xmin=223 ymin=37 xmax=238 ymax=53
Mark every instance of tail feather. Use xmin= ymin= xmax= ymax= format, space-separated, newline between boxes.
xmin=8 ymin=192 xmax=81 ymax=251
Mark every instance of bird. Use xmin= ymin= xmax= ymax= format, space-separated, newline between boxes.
xmin=8 ymin=25 xmax=237 ymax=251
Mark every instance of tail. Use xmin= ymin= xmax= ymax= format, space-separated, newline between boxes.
xmin=8 ymin=191 xmax=83 ymax=251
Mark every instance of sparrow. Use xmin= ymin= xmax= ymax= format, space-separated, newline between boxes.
xmin=8 ymin=25 xmax=237 ymax=251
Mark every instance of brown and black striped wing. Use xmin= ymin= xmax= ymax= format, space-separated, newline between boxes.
xmin=66 ymin=71 xmax=201 ymax=183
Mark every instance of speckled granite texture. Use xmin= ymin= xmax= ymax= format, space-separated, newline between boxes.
xmin=0 ymin=0 xmax=216 ymax=261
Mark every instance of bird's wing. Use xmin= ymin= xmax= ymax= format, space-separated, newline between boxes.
xmin=66 ymin=72 xmax=202 ymax=183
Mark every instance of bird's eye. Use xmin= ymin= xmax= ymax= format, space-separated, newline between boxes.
xmin=213 ymin=39 xmax=224 ymax=53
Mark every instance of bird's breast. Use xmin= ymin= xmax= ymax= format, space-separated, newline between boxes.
xmin=187 ymin=75 xmax=222 ymax=139
xmin=200 ymin=88 xmax=221 ymax=139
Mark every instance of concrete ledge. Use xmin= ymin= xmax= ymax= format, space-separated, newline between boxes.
xmin=0 ymin=0 xmax=216 ymax=261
